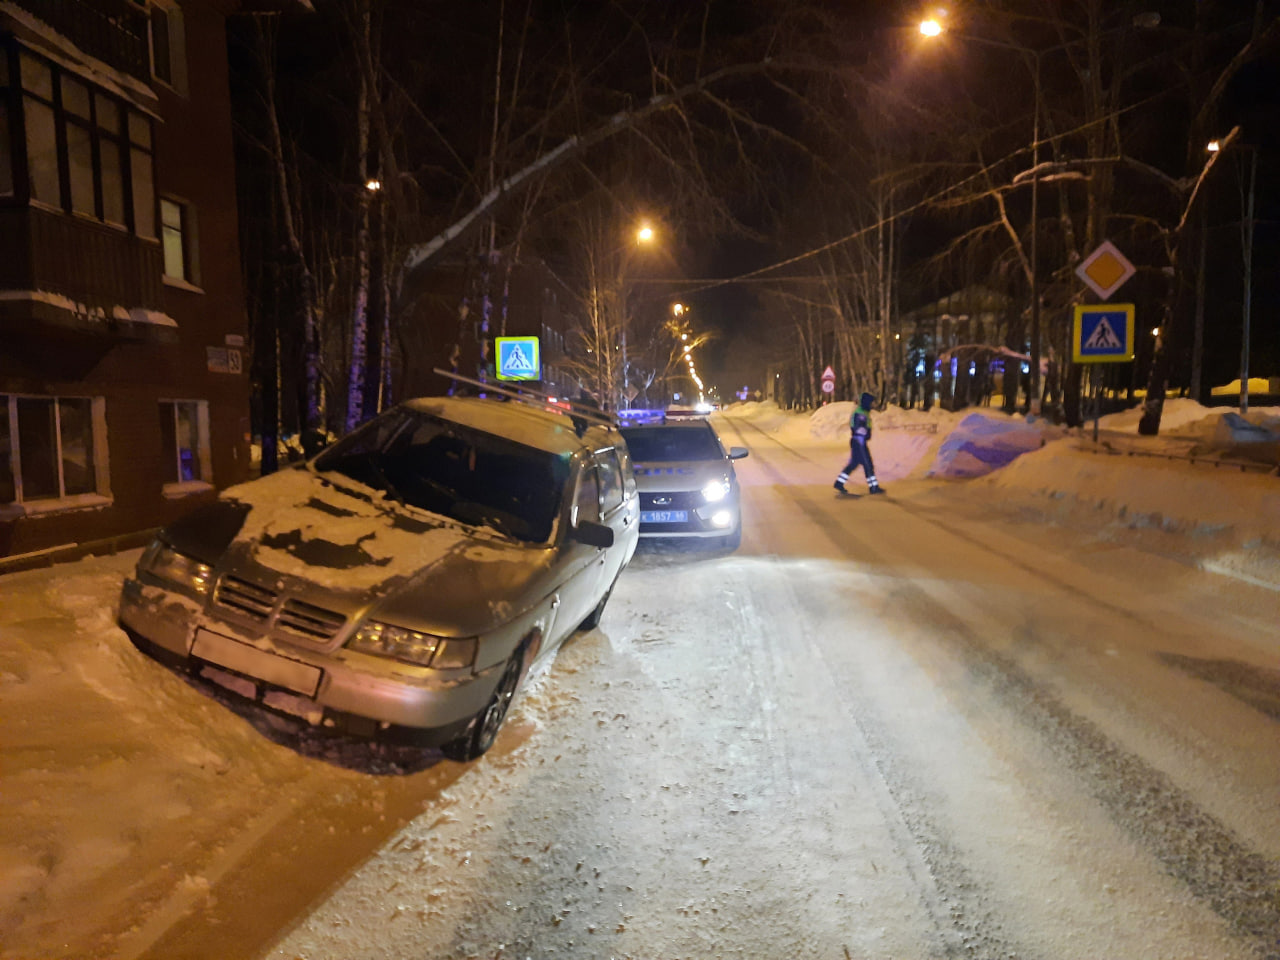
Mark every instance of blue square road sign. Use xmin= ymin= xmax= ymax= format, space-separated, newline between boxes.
xmin=495 ymin=336 xmax=541 ymax=381
xmin=1073 ymin=304 xmax=1135 ymax=363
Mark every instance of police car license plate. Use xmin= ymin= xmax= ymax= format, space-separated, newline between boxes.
xmin=641 ymin=510 xmax=688 ymax=524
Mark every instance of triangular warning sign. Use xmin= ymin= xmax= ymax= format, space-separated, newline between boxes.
xmin=1083 ymin=317 xmax=1123 ymax=350
xmin=504 ymin=343 xmax=535 ymax=372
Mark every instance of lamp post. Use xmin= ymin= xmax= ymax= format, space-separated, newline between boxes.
xmin=1204 ymin=138 xmax=1257 ymax=413
xmin=921 ymin=19 xmax=1044 ymax=414
xmin=617 ymin=222 xmax=656 ymax=409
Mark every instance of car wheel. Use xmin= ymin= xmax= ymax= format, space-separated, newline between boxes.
xmin=443 ymin=655 xmax=522 ymax=762
xmin=578 ymin=575 xmax=618 ymax=630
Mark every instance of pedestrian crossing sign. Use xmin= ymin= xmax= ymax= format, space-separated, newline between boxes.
xmin=495 ymin=336 xmax=541 ymax=381
xmin=1072 ymin=304 xmax=1135 ymax=363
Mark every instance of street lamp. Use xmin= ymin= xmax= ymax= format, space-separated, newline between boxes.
xmin=921 ymin=22 xmax=1045 ymax=414
xmin=921 ymin=16 xmax=1160 ymax=417
xmin=618 ymin=222 xmax=657 ymax=409
xmin=1205 ymin=137 xmax=1258 ymax=413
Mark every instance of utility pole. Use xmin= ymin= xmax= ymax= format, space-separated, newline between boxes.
xmin=1239 ymin=147 xmax=1257 ymax=414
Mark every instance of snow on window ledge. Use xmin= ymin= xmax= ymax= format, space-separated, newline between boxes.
xmin=162 ymin=480 xmax=214 ymax=499
xmin=0 ymin=493 xmax=113 ymax=519
xmin=162 ymin=275 xmax=204 ymax=294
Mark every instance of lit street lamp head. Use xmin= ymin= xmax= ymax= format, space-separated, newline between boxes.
xmin=636 ymin=224 xmax=655 ymax=244
xmin=919 ymin=19 xmax=943 ymax=37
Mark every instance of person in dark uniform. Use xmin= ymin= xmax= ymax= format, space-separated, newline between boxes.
xmin=834 ymin=391 xmax=884 ymax=494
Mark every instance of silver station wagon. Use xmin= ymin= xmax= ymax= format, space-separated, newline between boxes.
xmin=119 ymin=395 xmax=639 ymax=760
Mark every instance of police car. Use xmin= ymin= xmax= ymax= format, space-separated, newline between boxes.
xmin=618 ymin=411 xmax=747 ymax=549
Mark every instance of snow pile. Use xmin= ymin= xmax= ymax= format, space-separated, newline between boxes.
xmin=1201 ymin=413 xmax=1280 ymax=465
xmin=1096 ymin=398 xmax=1219 ymax=435
xmin=928 ymin=412 xmax=1060 ymax=479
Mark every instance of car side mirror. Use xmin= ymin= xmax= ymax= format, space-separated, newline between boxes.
xmin=571 ymin=520 xmax=614 ymax=548
xmin=728 ymin=447 xmax=749 ymax=460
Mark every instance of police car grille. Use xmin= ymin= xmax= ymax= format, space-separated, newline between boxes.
xmin=641 ymin=491 xmax=700 ymax=509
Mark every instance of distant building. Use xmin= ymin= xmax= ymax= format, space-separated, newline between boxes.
xmin=0 ymin=0 xmax=295 ymax=565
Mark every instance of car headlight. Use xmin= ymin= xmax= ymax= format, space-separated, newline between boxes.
xmin=139 ymin=540 xmax=213 ymax=595
xmin=348 ymin=621 xmax=476 ymax=670
xmin=701 ymin=479 xmax=731 ymax=503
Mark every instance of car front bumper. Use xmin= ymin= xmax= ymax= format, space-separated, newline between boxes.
xmin=119 ymin=576 xmax=502 ymax=737
xmin=636 ymin=499 xmax=740 ymax=538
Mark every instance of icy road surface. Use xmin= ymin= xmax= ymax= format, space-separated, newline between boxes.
xmin=4 ymin=412 xmax=1279 ymax=960
xmin=260 ymin=418 xmax=1280 ymax=960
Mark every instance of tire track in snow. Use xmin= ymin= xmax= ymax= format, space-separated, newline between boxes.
xmin=723 ymin=413 xmax=1280 ymax=960
xmin=718 ymin=415 xmax=1026 ymax=960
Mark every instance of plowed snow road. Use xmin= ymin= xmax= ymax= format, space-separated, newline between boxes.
xmin=254 ymin=417 xmax=1280 ymax=960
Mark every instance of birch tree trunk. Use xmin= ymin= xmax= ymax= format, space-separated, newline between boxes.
xmin=254 ymin=18 xmax=321 ymax=437
xmin=345 ymin=0 xmax=372 ymax=432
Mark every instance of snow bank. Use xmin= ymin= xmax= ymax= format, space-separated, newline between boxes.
xmin=927 ymin=412 xmax=1064 ymax=479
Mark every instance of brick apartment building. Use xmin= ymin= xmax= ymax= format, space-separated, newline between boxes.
xmin=0 ymin=0 xmax=294 ymax=565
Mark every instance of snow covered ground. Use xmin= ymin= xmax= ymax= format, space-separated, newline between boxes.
xmin=1 ymin=398 xmax=1277 ymax=960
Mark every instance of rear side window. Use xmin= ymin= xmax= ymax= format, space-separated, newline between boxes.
xmin=596 ymin=449 xmax=624 ymax=512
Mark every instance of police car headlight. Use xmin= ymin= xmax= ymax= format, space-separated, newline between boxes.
xmin=701 ymin=480 xmax=731 ymax=503
xmin=139 ymin=540 xmax=213 ymax=596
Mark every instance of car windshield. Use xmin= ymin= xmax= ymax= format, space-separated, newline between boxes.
xmin=620 ymin=425 xmax=723 ymax=462
xmin=313 ymin=410 xmax=568 ymax=543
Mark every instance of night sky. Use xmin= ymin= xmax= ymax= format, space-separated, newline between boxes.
xmin=231 ymin=0 xmax=1278 ymax=411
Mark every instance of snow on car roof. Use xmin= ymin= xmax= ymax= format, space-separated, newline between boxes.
xmin=402 ymin=396 xmax=615 ymax=455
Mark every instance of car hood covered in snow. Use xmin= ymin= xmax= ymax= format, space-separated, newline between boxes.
xmin=168 ymin=467 xmax=561 ymax=636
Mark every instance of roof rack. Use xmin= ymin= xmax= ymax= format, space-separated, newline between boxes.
xmin=432 ymin=368 xmax=618 ymax=435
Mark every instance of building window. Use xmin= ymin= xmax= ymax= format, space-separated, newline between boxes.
xmin=1 ymin=395 xmax=107 ymax=506
xmin=150 ymin=4 xmax=188 ymax=96
xmin=158 ymin=399 xmax=209 ymax=486
xmin=14 ymin=50 xmax=155 ymax=236
xmin=160 ymin=197 xmax=197 ymax=282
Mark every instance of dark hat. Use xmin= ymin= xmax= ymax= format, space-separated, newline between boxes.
xmin=859 ymin=392 xmax=875 ymax=409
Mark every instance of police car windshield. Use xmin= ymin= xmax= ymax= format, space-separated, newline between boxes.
xmin=314 ymin=410 xmax=568 ymax=543
xmin=620 ymin=425 xmax=722 ymax=462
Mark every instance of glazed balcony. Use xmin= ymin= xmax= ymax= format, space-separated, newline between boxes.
xmin=8 ymin=0 xmax=152 ymax=85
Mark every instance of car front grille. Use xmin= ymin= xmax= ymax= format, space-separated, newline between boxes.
xmin=277 ymin=598 xmax=347 ymax=640
xmin=215 ymin=575 xmax=277 ymax=621
xmin=213 ymin=575 xmax=346 ymax=641
xmin=641 ymin=491 xmax=701 ymax=509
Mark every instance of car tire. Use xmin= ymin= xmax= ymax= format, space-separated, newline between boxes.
xmin=578 ymin=574 xmax=618 ymax=630
xmin=719 ymin=525 xmax=742 ymax=551
xmin=442 ymin=655 xmax=522 ymax=762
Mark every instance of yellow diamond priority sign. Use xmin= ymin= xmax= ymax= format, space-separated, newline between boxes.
xmin=1075 ymin=240 xmax=1135 ymax=300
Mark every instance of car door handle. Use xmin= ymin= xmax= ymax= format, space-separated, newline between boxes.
xmin=551 ymin=595 xmax=561 ymax=610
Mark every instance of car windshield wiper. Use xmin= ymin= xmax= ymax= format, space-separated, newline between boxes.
xmin=365 ymin=457 xmax=406 ymax=507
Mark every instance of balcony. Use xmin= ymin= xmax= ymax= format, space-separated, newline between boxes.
xmin=7 ymin=0 xmax=152 ymax=86
xmin=0 ymin=205 xmax=172 ymax=377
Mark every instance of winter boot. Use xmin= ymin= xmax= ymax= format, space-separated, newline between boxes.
xmin=868 ymin=476 xmax=885 ymax=494
xmin=834 ymin=473 xmax=848 ymax=493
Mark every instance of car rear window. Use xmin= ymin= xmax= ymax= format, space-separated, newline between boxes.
xmin=315 ymin=410 xmax=569 ymax=543
xmin=620 ymin=426 xmax=722 ymax=462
